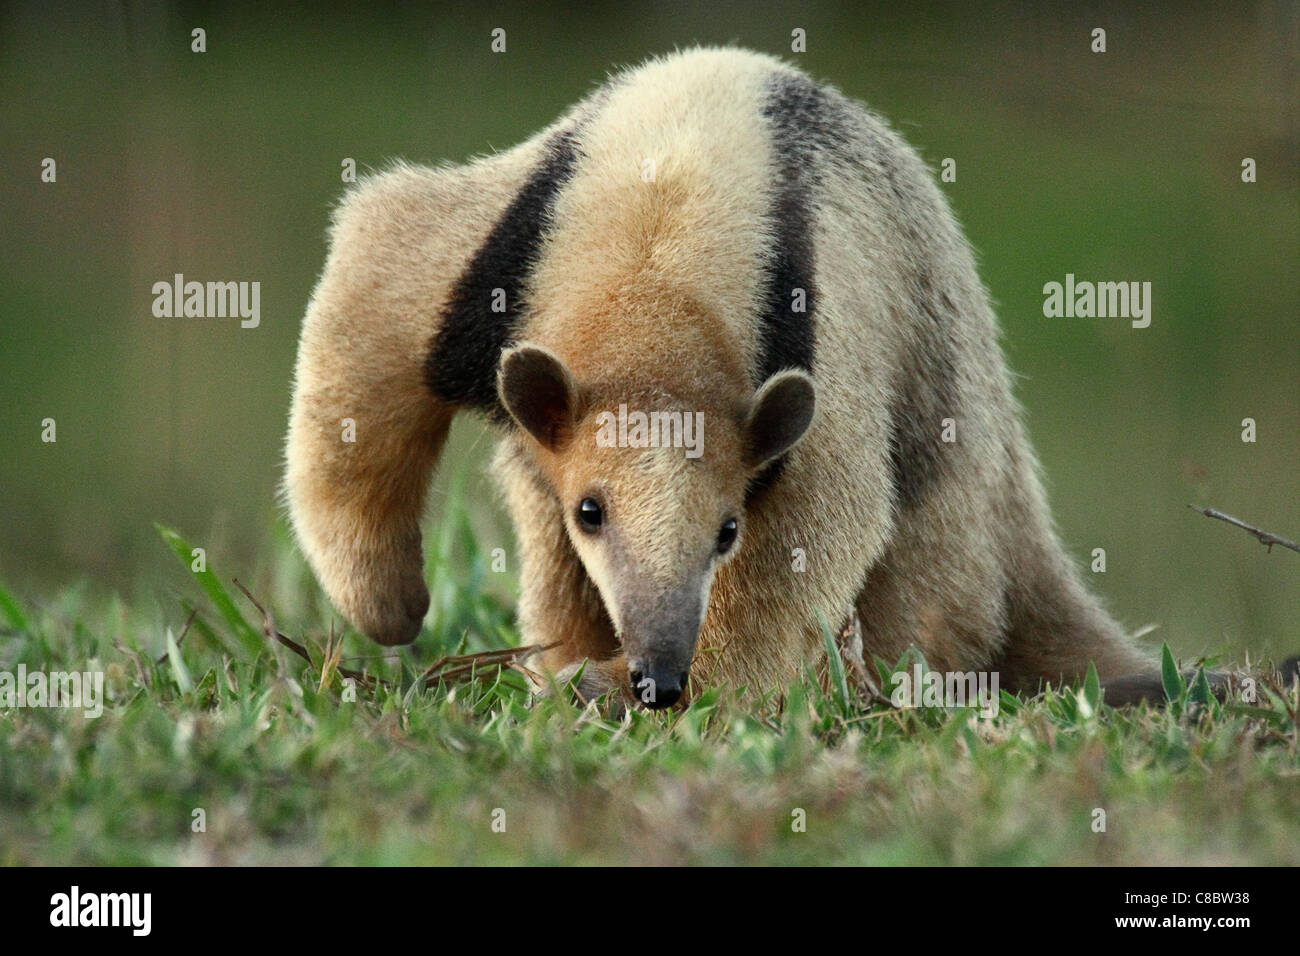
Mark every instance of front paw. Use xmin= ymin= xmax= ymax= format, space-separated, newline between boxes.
xmin=545 ymin=658 xmax=629 ymax=714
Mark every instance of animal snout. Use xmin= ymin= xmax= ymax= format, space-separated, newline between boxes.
xmin=628 ymin=660 xmax=689 ymax=709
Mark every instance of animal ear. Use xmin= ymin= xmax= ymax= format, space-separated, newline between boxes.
xmin=743 ymin=369 xmax=816 ymax=469
xmin=498 ymin=344 xmax=581 ymax=450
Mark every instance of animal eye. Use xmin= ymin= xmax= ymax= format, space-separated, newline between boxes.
xmin=577 ymin=497 xmax=604 ymax=532
xmin=716 ymin=518 xmax=738 ymax=554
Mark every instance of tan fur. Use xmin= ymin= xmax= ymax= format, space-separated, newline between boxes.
xmin=284 ymin=153 xmax=545 ymax=644
xmin=286 ymin=48 xmax=1151 ymax=702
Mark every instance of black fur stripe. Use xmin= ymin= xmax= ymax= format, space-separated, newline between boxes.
xmin=747 ymin=73 xmax=838 ymax=506
xmin=425 ymin=129 xmax=581 ymax=416
xmin=754 ymin=71 xmax=959 ymax=514
xmin=756 ymin=73 xmax=828 ymax=384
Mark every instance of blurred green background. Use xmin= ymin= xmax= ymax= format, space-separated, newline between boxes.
xmin=1 ymin=1 xmax=1296 ymax=659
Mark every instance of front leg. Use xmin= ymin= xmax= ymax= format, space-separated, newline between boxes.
xmin=554 ymin=655 xmax=631 ymax=706
xmin=492 ymin=439 xmax=620 ymax=689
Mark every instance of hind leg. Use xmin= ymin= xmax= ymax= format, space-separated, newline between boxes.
xmin=854 ymin=493 xmax=1012 ymax=681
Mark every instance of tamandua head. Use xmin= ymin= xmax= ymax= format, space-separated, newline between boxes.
xmin=498 ymin=343 xmax=815 ymax=708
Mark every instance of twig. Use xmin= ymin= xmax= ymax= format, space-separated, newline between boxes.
xmin=113 ymin=639 xmax=150 ymax=689
xmin=1188 ymin=505 xmax=1300 ymax=554
xmin=233 ymin=578 xmax=384 ymax=689
xmin=231 ymin=578 xmax=548 ymax=693
xmin=419 ymin=642 xmax=553 ymax=688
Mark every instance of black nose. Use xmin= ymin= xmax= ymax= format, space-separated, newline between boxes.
xmin=628 ymin=664 xmax=689 ymax=709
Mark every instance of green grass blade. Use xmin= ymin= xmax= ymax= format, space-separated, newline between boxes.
xmin=873 ymin=655 xmax=895 ymax=695
xmin=816 ymin=610 xmax=850 ymax=711
xmin=1188 ymin=667 xmax=1213 ymax=708
xmin=1084 ymin=660 xmax=1101 ymax=711
xmin=1160 ymin=642 xmax=1185 ymax=703
xmin=997 ymin=689 xmax=1020 ymax=717
xmin=164 ymin=627 xmax=194 ymax=694
xmin=0 ymin=577 xmax=29 ymax=632
xmin=156 ymin=524 xmax=263 ymax=660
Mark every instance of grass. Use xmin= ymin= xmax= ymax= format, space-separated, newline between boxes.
xmin=1 ymin=491 xmax=1298 ymax=866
